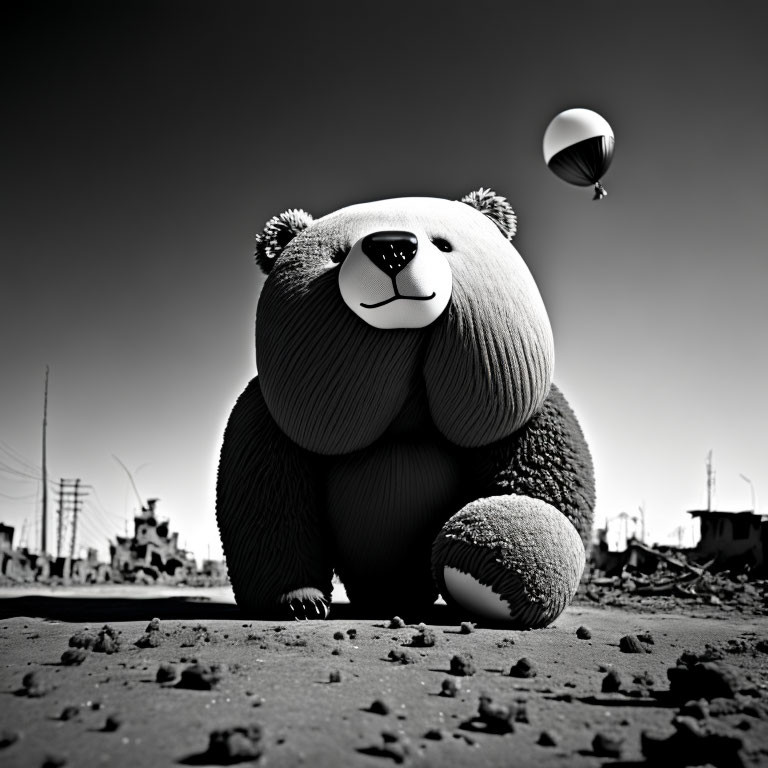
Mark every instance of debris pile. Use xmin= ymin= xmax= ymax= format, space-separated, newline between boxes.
xmin=581 ymin=542 xmax=768 ymax=615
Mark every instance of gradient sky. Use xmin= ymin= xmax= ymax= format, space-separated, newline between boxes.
xmin=2 ymin=0 xmax=766 ymax=563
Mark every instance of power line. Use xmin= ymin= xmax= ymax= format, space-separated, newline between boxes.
xmin=55 ymin=479 xmax=91 ymax=559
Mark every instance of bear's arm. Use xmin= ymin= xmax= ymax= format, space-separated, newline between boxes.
xmin=216 ymin=376 xmax=333 ymax=617
xmin=465 ymin=383 xmax=595 ymax=547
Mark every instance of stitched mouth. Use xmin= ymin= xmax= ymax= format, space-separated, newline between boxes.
xmin=360 ymin=291 xmax=436 ymax=310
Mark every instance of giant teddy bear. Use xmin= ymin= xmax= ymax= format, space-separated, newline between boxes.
xmin=216 ymin=188 xmax=595 ymax=628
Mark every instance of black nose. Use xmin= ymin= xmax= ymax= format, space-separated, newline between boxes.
xmin=361 ymin=231 xmax=418 ymax=277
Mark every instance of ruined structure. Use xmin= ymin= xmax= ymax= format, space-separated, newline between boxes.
xmin=688 ymin=509 xmax=767 ymax=574
xmin=109 ymin=498 xmax=198 ymax=583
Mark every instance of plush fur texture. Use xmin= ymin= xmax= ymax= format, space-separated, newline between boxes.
xmin=217 ymin=189 xmax=595 ymax=624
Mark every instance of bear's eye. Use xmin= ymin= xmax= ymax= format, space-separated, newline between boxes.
xmin=330 ymin=247 xmax=348 ymax=264
xmin=431 ymin=237 xmax=452 ymax=253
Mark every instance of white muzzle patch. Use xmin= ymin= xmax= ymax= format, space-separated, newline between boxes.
xmin=338 ymin=231 xmax=452 ymax=329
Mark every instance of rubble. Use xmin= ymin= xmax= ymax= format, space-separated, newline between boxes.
xmin=668 ymin=661 xmax=746 ymax=702
xmin=641 ymin=716 xmax=750 ymax=767
xmin=581 ymin=538 xmax=768 ymax=615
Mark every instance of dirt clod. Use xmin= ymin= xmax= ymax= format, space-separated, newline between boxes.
xmin=156 ymin=662 xmax=177 ymax=683
xmin=576 ymin=625 xmax=592 ymax=640
xmin=641 ymin=716 xmax=748 ymax=767
xmin=460 ymin=622 xmax=475 ymax=634
xmin=59 ymin=706 xmax=80 ymax=721
xmin=592 ymin=730 xmax=624 ymax=757
xmin=103 ymin=714 xmax=122 ymax=732
xmin=410 ymin=627 xmax=437 ymax=647
xmin=177 ymin=663 xmax=224 ymax=690
xmin=668 ymin=661 xmax=745 ymax=702
xmin=333 ymin=631 xmax=345 ymax=641
xmin=68 ymin=630 xmax=97 ymax=650
xmin=60 ymin=648 xmax=88 ymax=666
xmin=388 ymin=649 xmax=417 ymax=665
xmin=619 ymin=634 xmax=647 ymax=653
xmin=601 ymin=669 xmax=623 ymax=693
xmin=93 ymin=625 xmax=121 ymax=654
xmin=450 ymin=653 xmax=476 ymax=677
xmin=538 ymin=730 xmax=558 ymax=747
xmin=474 ymin=694 xmax=516 ymax=734
xmin=369 ymin=699 xmax=391 ymax=715
xmin=441 ymin=677 xmax=461 ymax=697
xmin=388 ymin=617 xmax=406 ymax=629
xmin=21 ymin=670 xmax=47 ymax=697
xmin=329 ymin=670 xmax=342 ymax=683
xmin=373 ymin=731 xmax=414 ymax=764
xmin=204 ymin=724 xmax=264 ymax=764
xmin=41 ymin=756 xmax=67 ymax=768
xmin=0 ymin=730 xmax=21 ymax=749
xmin=509 ymin=657 xmax=538 ymax=678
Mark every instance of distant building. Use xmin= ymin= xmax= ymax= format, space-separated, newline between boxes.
xmin=0 ymin=523 xmax=14 ymax=552
xmin=109 ymin=498 xmax=197 ymax=583
xmin=688 ymin=509 xmax=767 ymax=573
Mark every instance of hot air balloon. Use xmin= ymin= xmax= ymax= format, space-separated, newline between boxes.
xmin=543 ymin=108 xmax=614 ymax=200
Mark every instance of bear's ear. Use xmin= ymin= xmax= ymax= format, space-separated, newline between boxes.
xmin=254 ymin=208 xmax=314 ymax=273
xmin=460 ymin=187 xmax=517 ymax=240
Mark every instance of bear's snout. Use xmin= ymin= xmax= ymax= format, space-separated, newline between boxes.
xmin=361 ymin=230 xmax=418 ymax=277
xmin=338 ymin=228 xmax=452 ymax=330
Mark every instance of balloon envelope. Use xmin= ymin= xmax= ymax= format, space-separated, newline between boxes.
xmin=543 ymin=108 xmax=614 ymax=197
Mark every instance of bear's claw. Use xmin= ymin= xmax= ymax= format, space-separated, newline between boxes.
xmin=287 ymin=596 xmax=330 ymax=621
xmin=277 ymin=588 xmax=331 ymax=621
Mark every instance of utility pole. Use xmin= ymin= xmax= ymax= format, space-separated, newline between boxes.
xmin=41 ymin=366 xmax=49 ymax=555
xmin=56 ymin=479 xmax=65 ymax=558
xmin=706 ymin=450 xmax=715 ymax=511
xmin=69 ymin=479 xmax=81 ymax=560
xmin=56 ymin=479 xmax=90 ymax=560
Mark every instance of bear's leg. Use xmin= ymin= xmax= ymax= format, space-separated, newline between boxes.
xmin=431 ymin=384 xmax=595 ymax=628
xmin=431 ymin=494 xmax=585 ymax=628
xmin=216 ymin=376 xmax=333 ymax=619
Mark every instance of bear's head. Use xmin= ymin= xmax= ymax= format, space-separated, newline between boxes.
xmin=254 ymin=188 xmax=554 ymax=455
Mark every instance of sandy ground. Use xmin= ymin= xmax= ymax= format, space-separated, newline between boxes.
xmin=0 ymin=586 xmax=766 ymax=767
